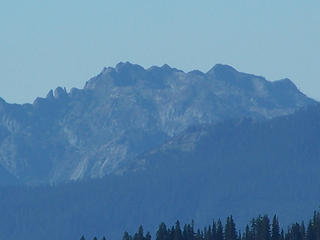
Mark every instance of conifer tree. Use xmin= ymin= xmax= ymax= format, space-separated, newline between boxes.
xmin=212 ymin=220 xmax=217 ymax=240
xmin=301 ymin=222 xmax=306 ymax=240
xmin=138 ymin=225 xmax=145 ymax=240
xmin=183 ymin=224 xmax=194 ymax=240
xmin=307 ymin=220 xmax=314 ymax=240
xmin=254 ymin=215 xmax=270 ymax=240
xmin=117 ymin=211 xmax=320 ymax=240
xmin=225 ymin=216 xmax=237 ymax=240
xmin=217 ymin=219 xmax=224 ymax=240
xmin=250 ymin=218 xmax=257 ymax=240
xmin=174 ymin=221 xmax=183 ymax=240
xmin=170 ymin=226 xmax=175 ymax=240
xmin=272 ymin=215 xmax=281 ymax=240
xmin=242 ymin=225 xmax=251 ymax=240
xmin=207 ymin=225 xmax=213 ymax=240
xmin=313 ymin=211 xmax=320 ymax=240
xmin=293 ymin=223 xmax=303 ymax=240
xmin=157 ymin=223 xmax=168 ymax=240
xmin=132 ymin=225 xmax=145 ymax=240
xmin=262 ymin=215 xmax=271 ymax=240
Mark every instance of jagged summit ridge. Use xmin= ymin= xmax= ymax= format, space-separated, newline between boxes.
xmin=30 ymin=62 xmax=300 ymax=102
xmin=207 ymin=63 xmax=238 ymax=75
xmin=0 ymin=62 xmax=316 ymax=184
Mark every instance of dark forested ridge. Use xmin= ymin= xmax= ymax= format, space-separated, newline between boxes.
xmin=0 ymin=104 xmax=320 ymax=240
xmin=81 ymin=211 xmax=320 ymax=240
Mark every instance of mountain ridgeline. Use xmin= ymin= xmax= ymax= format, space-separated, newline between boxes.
xmin=0 ymin=62 xmax=316 ymax=185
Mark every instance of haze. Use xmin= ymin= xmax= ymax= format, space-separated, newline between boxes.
xmin=1 ymin=0 xmax=319 ymax=103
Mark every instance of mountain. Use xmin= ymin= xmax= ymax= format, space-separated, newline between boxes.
xmin=0 ymin=104 xmax=320 ymax=240
xmin=0 ymin=62 xmax=316 ymax=184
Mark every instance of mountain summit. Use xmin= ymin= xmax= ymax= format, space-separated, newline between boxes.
xmin=0 ymin=62 xmax=316 ymax=184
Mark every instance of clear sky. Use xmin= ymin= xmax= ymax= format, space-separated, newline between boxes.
xmin=1 ymin=0 xmax=319 ymax=103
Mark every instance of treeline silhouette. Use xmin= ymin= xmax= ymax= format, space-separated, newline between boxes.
xmin=80 ymin=211 xmax=320 ymax=240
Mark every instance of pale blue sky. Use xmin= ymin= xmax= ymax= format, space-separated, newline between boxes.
xmin=1 ymin=0 xmax=319 ymax=103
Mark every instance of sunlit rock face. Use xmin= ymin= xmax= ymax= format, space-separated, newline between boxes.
xmin=0 ymin=62 xmax=316 ymax=184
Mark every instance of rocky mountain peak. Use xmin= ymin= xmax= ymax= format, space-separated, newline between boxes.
xmin=273 ymin=78 xmax=298 ymax=91
xmin=115 ymin=61 xmax=145 ymax=73
xmin=207 ymin=64 xmax=238 ymax=76
xmin=54 ymin=87 xmax=68 ymax=99
xmin=46 ymin=89 xmax=54 ymax=99
xmin=0 ymin=63 xmax=317 ymax=185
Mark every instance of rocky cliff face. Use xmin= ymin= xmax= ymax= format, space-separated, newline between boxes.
xmin=0 ymin=62 xmax=316 ymax=184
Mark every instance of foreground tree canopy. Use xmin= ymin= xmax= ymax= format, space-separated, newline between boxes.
xmin=81 ymin=211 xmax=320 ymax=240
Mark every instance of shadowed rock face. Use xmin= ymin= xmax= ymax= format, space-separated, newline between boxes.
xmin=0 ymin=62 xmax=316 ymax=184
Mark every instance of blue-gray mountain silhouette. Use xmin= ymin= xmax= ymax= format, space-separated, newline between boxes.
xmin=0 ymin=62 xmax=316 ymax=184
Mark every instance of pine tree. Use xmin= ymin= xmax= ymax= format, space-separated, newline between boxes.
xmin=80 ymin=236 xmax=86 ymax=240
xmin=157 ymin=223 xmax=168 ymax=240
xmin=212 ymin=220 xmax=217 ymax=240
xmin=217 ymin=219 xmax=224 ymax=240
xmin=301 ymin=222 xmax=306 ymax=240
xmin=174 ymin=221 xmax=183 ymax=240
xmin=262 ymin=215 xmax=271 ymax=240
xmin=272 ymin=215 xmax=281 ymax=240
xmin=183 ymin=224 xmax=194 ymax=240
xmin=250 ymin=218 xmax=257 ymax=240
xmin=242 ymin=225 xmax=251 ymax=240
xmin=254 ymin=215 xmax=270 ymax=240
xmin=307 ymin=220 xmax=314 ymax=240
xmin=132 ymin=225 xmax=145 ymax=240
xmin=292 ymin=223 xmax=303 ymax=240
xmin=170 ymin=226 xmax=175 ymax=240
xmin=313 ymin=211 xmax=320 ymax=240
xmin=208 ymin=225 xmax=213 ymax=240
xmin=225 ymin=216 xmax=237 ymax=240
xmin=116 ymin=211 xmax=320 ymax=240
